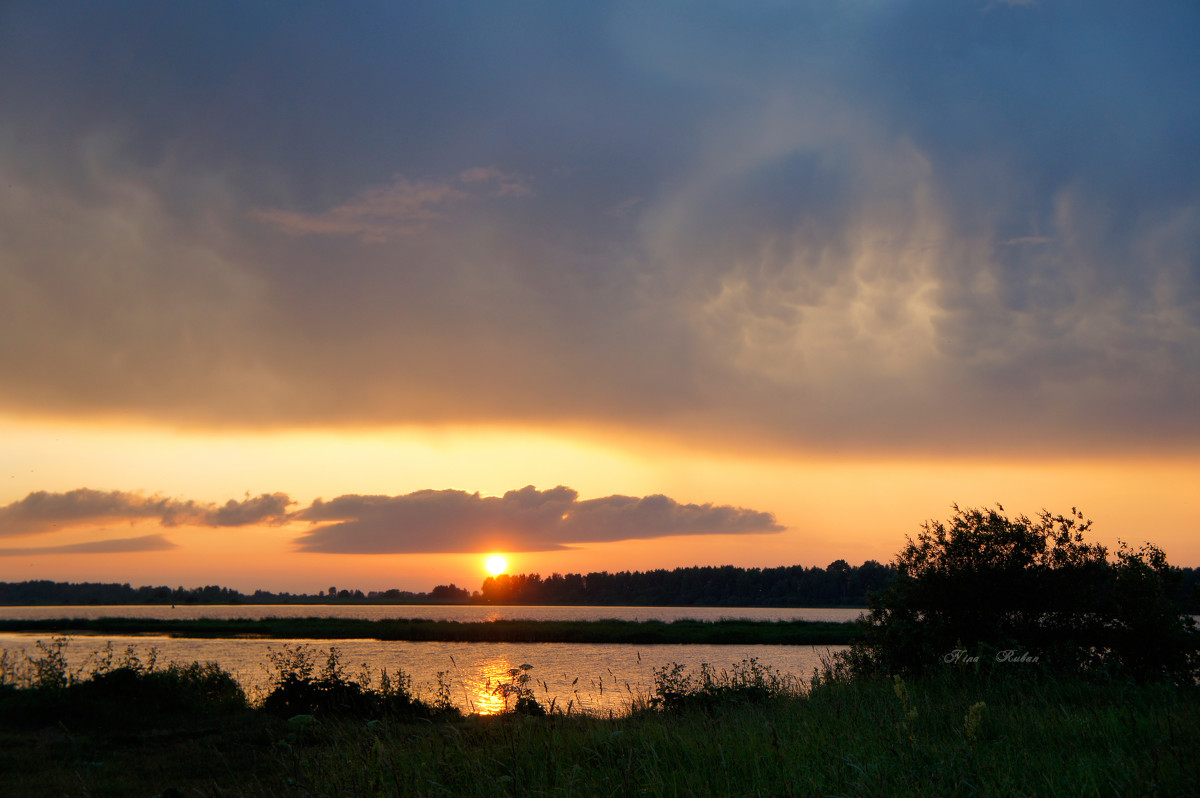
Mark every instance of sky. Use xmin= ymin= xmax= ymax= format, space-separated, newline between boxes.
xmin=1 ymin=1 xmax=1198 ymax=594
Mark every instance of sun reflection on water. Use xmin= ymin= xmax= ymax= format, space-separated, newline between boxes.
xmin=458 ymin=656 xmax=518 ymax=715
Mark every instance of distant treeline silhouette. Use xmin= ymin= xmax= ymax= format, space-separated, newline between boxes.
xmin=4 ymin=562 xmax=1196 ymax=609
xmin=477 ymin=561 xmax=895 ymax=606
xmin=0 ymin=581 xmax=470 ymax=606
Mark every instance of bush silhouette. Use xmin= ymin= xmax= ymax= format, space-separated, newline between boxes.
xmin=260 ymin=644 xmax=457 ymax=720
xmin=834 ymin=505 xmax=1199 ymax=684
xmin=0 ymin=656 xmax=248 ymax=729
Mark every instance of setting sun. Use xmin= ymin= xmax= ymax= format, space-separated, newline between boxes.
xmin=484 ymin=554 xmax=509 ymax=576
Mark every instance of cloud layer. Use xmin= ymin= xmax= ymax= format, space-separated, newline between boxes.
xmin=0 ymin=486 xmax=782 ymax=555
xmin=294 ymin=485 xmax=784 ymax=553
xmin=0 ymin=535 xmax=178 ymax=557
xmin=0 ymin=1 xmax=1197 ymax=455
xmin=250 ymin=168 xmax=532 ymax=242
xmin=0 ymin=489 xmax=293 ymax=537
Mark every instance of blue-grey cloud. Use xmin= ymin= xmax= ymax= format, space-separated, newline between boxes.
xmin=250 ymin=168 xmax=533 ymax=242
xmin=294 ymin=485 xmax=784 ymax=553
xmin=0 ymin=1 xmax=1196 ymax=456
xmin=0 ymin=489 xmax=294 ymax=537
xmin=0 ymin=535 xmax=178 ymax=556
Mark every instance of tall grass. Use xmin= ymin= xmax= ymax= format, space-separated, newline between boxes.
xmin=1 ymin=640 xmax=1196 ymax=796
xmin=274 ymin=666 xmax=1198 ymax=796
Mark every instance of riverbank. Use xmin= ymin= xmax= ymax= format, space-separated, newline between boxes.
xmin=0 ymin=616 xmax=864 ymax=645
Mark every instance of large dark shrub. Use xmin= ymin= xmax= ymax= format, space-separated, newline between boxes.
xmin=835 ymin=505 xmax=1199 ymax=684
xmin=260 ymin=644 xmax=458 ymax=720
xmin=73 ymin=662 xmax=248 ymax=722
xmin=0 ymin=654 xmax=248 ymax=729
xmin=261 ymin=646 xmax=381 ymax=717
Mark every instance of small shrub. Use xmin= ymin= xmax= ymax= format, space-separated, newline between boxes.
xmin=494 ymin=663 xmax=545 ymax=715
xmin=30 ymin=637 xmax=73 ymax=690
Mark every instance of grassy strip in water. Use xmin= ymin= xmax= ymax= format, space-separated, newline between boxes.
xmin=0 ymin=616 xmax=864 ymax=644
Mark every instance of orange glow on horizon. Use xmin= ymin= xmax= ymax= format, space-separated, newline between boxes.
xmin=2 ymin=414 xmax=1199 ymax=595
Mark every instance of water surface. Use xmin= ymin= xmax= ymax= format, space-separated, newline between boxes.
xmin=0 ymin=605 xmax=857 ymax=714
xmin=0 ymin=632 xmax=844 ymax=716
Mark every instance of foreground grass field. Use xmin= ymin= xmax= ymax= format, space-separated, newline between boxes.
xmin=1 ymin=644 xmax=1196 ymax=797
xmin=295 ymin=677 xmax=1199 ymax=797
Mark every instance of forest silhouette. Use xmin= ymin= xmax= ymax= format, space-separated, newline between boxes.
xmin=1 ymin=560 xmax=904 ymax=607
xmin=4 ymin=558 xmax=1198 ymax=610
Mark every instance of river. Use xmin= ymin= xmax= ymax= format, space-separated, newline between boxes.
xmin=0 ymin=605 xmax=859 ymax=715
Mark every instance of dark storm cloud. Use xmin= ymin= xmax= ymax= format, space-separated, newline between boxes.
xmin=0 ymin=535 xmax=178 ymax=557
xmin=0 ymin=1 xmax=1197 ymax=455
xmin=0 ymin=490 xmax=294 ymax=536
xmin=293 ymin=486 xmax=784 ymax=553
